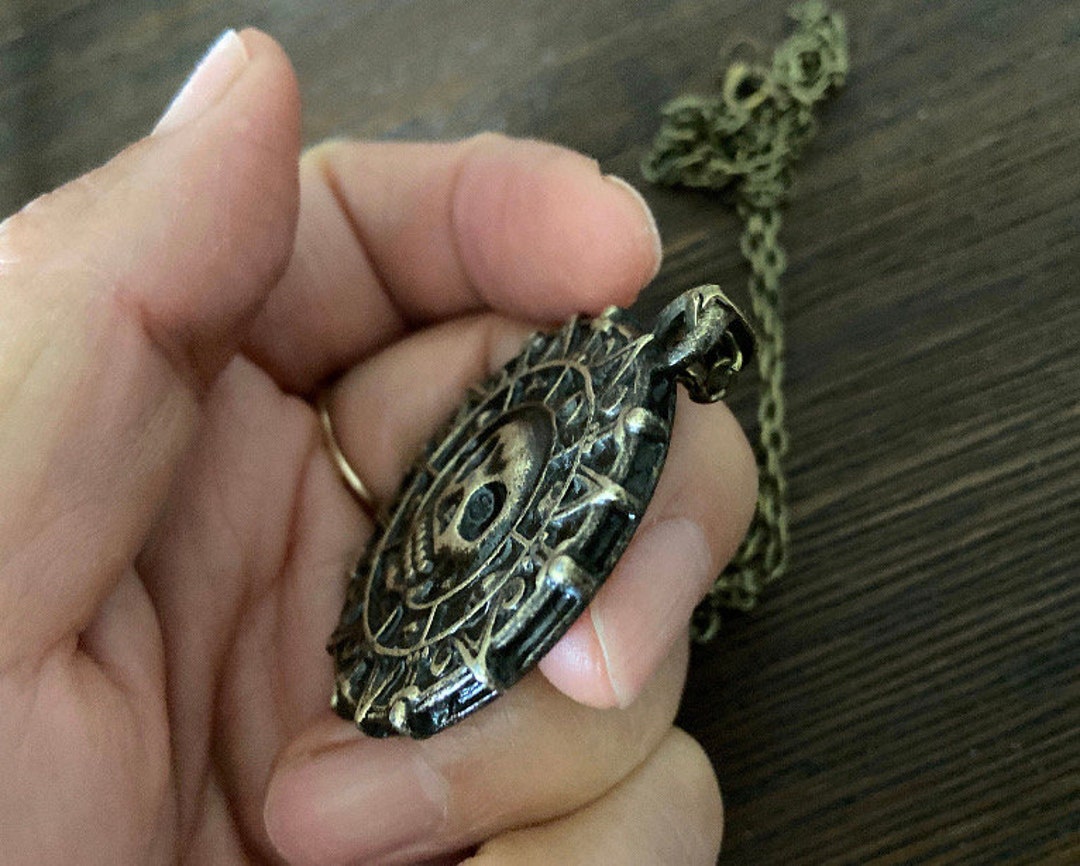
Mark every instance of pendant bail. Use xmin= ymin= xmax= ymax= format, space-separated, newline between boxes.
xmin=652 ymin=285 xmax=755 ymax=403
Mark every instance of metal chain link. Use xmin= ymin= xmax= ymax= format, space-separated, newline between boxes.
xmin=642 ymin=1 xmax=848 ymax=641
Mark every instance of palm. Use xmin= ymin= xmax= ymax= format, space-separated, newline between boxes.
xmin=142 ymin=358 xmax=364 ymax=859
xmin=6 ymin=357 xmax=349 ymax=860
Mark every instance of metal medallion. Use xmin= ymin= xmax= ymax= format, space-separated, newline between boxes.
xmin=328 ymin=285 xmax=753 ymax=738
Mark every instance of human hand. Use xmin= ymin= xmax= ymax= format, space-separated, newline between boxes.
xmin=0 ymin=29 xmax=755 ymax=865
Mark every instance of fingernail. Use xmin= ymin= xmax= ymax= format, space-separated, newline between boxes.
xmin=603 ymin=174 xmax=664 ymax=281
xmin=154 ymin=29 xmax=249 ymax=135
xmin=265 ymin=740 xmax=449 ymax=863
xmin=593 ymin=518 xmax=713 ymax=708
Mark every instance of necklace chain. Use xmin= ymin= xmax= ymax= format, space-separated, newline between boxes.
xmin=642 ymin=1 xmax=849 ymax=640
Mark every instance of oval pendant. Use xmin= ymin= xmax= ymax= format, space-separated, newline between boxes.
xmin=328 ymin=285 xmax=753 ymax=738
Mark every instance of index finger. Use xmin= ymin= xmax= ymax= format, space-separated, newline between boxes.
xmin=244 ymin=134 xmax=662 ymax=393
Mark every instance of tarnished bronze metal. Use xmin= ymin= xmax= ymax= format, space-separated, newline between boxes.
xmin=328 ymin=285 xmax=753 ymax=738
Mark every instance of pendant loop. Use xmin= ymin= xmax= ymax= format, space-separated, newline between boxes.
xmin=652 ymin=285 xmax=755 ymax=403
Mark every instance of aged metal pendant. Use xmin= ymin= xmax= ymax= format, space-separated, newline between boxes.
xmin=328 ymin=285 xmax=753 ymax=738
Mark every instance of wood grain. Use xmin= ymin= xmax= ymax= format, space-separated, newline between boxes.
xmin=3 ymin=1 xmax=1077 ymax=862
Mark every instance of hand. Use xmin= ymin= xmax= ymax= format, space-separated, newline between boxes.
xmin=0 ymin=29 xmax=755 ymax=864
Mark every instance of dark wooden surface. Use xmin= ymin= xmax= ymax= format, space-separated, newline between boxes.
xmin=3 ymin=1 xmax=1078 ymax=863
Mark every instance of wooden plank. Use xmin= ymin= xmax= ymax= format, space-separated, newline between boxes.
xmin=2 ymin=0 xmax=1076 ymax=862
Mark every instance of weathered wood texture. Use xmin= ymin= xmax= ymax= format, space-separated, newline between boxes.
xmin=3 ymin=1 xmax=1077 ymax=863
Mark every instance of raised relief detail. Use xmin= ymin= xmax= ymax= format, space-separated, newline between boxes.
xmin=329 ymin=286 xmax=751 ymax=738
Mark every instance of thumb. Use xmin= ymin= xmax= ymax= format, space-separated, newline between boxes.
xmin=0 ymin=29 xmax=300 ymax=666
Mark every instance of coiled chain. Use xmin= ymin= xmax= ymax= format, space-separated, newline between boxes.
xmin=642 ymin=0 xmax=848 ymax=641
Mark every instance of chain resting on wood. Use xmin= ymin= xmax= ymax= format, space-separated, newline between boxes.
xmin=642 ymin=0 xmax=849 ymax=641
